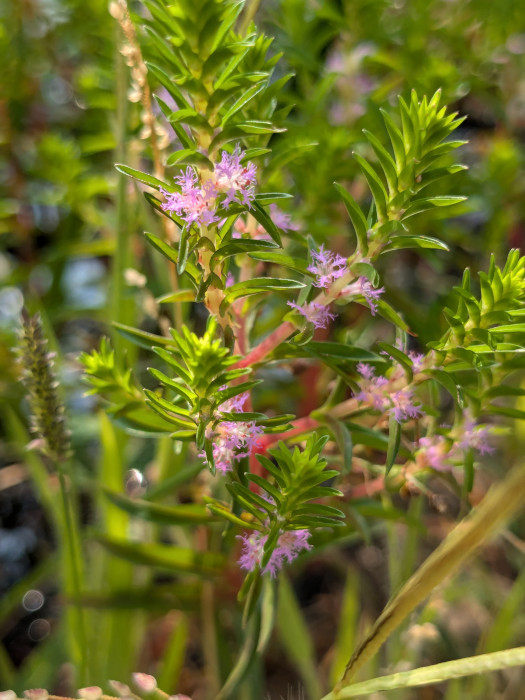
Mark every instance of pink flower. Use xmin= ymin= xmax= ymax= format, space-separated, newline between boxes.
xmin=308 ymin=245 xmax=347 ymax=288
xmin=161 ymin=168 xmax=219 ymax=226
xmin=215 ymin=145 xmax=257 ymax=208
xmin=355 ymin=364 xmax=424 ymax=423
xmin=238 ymin=529 xmax=312 ymax=577
xmin=287 ymin=301 xmax=335 ymax=329
xmin=390 ymin=388 xmax=424 ymax=423
xmin=459 ymin=419 xmax=494 ymax=455
xmin=341 ymin=276 xmax=384 ymax=315
xmin=200 ymin=392 xmax=263 ymax=474
xmin=269 ymin=203 xmax=299 ymax=232
xmin=408 ymin=351 xmax=425 ymax=373
xmin=357 ymin=362 xmax=375 ymax=380
xmin=416 ymin=436 xmax=451 ymax=472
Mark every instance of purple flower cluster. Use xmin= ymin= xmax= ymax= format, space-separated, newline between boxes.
xmin=161 ymin=167 xmax=219 ymax=226
xmin=341 ymin=276 xmax=384 ymax=315
xmin=356 ymin=362 xmax=424 ymax=423
xmin=287 ymin=301 xmax=335 ymax=329
xmin=269 ymin=203 xmax=300 ymax=232
xmin=214 ymin=146 xmax=257 ymax=208
xmin=202 ymin=392 xmax=263 ymax=475
xmin=161 ymin=146 xmax=257 ymax=226
xmin=238 ymin=529 xmax=312 ymax=577
xmin=308 ymin=245 xmax=347 ymax=288
xmin=416 ymin=419 xmax=493 ymax=473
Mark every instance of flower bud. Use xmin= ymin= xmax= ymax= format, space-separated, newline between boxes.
xmin=132 ymin=674 xmax=157 ymax=694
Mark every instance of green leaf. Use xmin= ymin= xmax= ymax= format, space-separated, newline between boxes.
xmin=376 ymin=299 xmax=410 ymax=332
xmin=323 ymin=647 xmax=525 ymax=698
xmin=146 ymin=62 xmax=191 ymax=109
xmin=115 ymin=164 xmax=169 ymax=191
xmin=221 ymin=277 xmax=305 ymax=311
xmin=306 ymin=342 xmax=384 ymax=363
xmin=353 ymin=152 xmax=388 ymax=221
xmin=113 ymin=322 xmax=176 ymax=349
xmin=236 ymin=120 xmax=286 ymax=134
xmin=250 ymin=201 xmax=283 ymax=245
xmin=363 ymin=129 xmax=398 ymax=194
xmin=166 ymin=149 xmax=214 ymax=169
xmin=103 ymin=490 xmax=213 ymax=525
xmin=381 ymin=235 xmax=449 ymax=253
xmin=385 ymin=414 xmax=401 ymax=475
xmin=277 ymin=576 xmax=323 ymax=700
xmin=247 ymin=252 xmax=310 ymax=275
xmin=254 ymin=192 xmax=294 ymax=205
xmin=377 ymin=342 xmax=414 ymax=381
xmin=221 ymin=82 xmax=266 ymax=127
xmin=209 ymin=238 xmax=279 ymax=270
xmin=147 ymin=367 xmax=194 ymax=401
xmin=94 ymin=535 xmax=225 ymax=575
xmin=156 ymin=289 xmax=196 ymax=304
xmin=424 ymin=369 xmax=462 ymax=405
xmin=177 ymin=226 xmax=191 ymax=275
xmin=334 ymin=182 xmax=369 ymax=253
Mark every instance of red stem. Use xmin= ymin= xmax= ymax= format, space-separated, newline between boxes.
xmin=235 ymin=321 xmax=296 ymax=368
xmin=255 ymin=415 xmax=321 ymax=454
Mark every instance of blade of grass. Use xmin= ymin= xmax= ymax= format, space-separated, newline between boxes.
xmin=328 ymin=461 xmax=525 ymax=696
xmin=323 ymin=647 xmax=525 ymax=697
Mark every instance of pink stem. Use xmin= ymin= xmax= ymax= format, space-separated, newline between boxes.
xmin=236 ymin=321 xmax=296 ymax=368
xmin=255 ymin=415 xmax=321 ymax=454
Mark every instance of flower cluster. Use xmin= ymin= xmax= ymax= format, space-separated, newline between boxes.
xmin=238 ymin=529 xmax=312 ymax=577
xmin=214 ymin=146 xmax=257 ymax=207
xmin=287 ymin=300 xmax=335 ymax=329
xmin=161 ymin=167 xmax=219 ymax=226
xmin=161 ymin=146 xmax=257 ymax=226
xmin=356 ymin=362 xmax=424 ymax=423
xmin=308 ymin=245 xmax=347 ymax=288
xmin=415 ymin=418 xmax=493 ymax=473
xmin=202 ymin=392 xmax=263 ymax=475
xmin=341 ymin=276 xmax=384 ymax=315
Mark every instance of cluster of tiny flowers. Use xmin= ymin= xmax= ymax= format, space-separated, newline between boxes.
xmin=161 ymin=167 xmax=219 ymax=226
xmin=238 ymin=529 xmax=312 ymax=577
xmin=356 ymin=362 xmax=424 ymax=423
xmin=161 ymin=146 xmax=256 ymax=226
xmin=287 ymin=301 xmax=335 ymax=329
xmin=308 ymin=245 xmax=347 ymax=288
xmin=341 ymin=276 xmax=384 ymax=315
xmin=380 ymin=340 xmax=425 ymax=373
xmin=214 ymin=146 xmax=257 ymax=207
xmin=415 ymin=419 xmax=493 ymax=473
xmin=268 ymin=203 xmax=300 ymax=232
xmin=202 ymin=392 xmax=263 ymax=475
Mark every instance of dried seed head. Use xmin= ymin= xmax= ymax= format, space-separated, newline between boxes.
xmin=19 ymin=310 xmax=71 ymax=462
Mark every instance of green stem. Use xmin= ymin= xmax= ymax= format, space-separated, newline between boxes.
xmin=57 ymin=465 xmax=88 ymax=685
